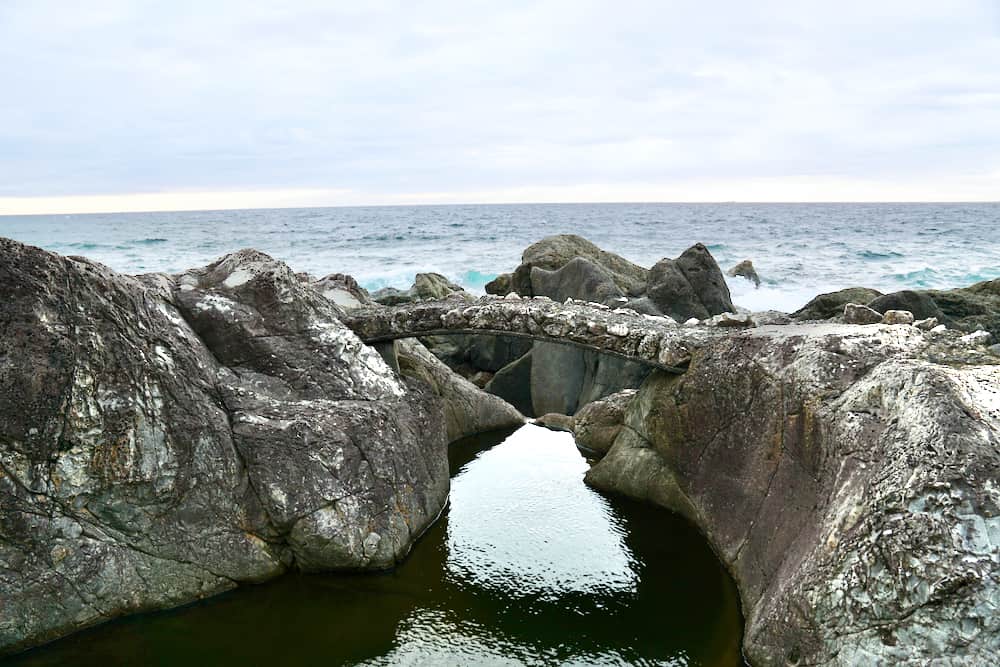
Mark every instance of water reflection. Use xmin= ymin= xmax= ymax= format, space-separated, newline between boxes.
xmin=5 ymin=425 xmax=743 ymax=667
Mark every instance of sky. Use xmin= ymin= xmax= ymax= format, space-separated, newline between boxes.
xmin=1 ymin=0 xmax=999 ymax=214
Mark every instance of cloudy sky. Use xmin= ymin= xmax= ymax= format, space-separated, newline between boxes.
xmin=1 ymin=1 xmax=998 ymax=213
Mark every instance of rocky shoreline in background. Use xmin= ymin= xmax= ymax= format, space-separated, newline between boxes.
xmin=2 ymin=234 xmax=998 ymax=665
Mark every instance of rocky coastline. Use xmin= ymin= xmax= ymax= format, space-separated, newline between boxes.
xmin=2 ymin=234 xmax=998 ymax=665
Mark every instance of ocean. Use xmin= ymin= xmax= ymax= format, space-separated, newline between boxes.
xmin=2 ymin=202 xmax=998 ymax=313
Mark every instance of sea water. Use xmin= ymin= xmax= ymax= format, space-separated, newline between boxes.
xmin=2 ymin=202 xmax=998 ymax=313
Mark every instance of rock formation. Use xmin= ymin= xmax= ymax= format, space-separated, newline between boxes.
xmin=727 ymin=259 xmax=762 ymax=287
xmin=0 ymin=240 xmax=519 ymax=656
xmin=792 ymin=287 xmax=884 ymax=320
xmin=585 ymin=323 xmax=1000 ymax=665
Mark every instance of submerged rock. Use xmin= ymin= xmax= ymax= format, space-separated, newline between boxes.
xmin=586 ymin=324 xmax=1000 ymax=665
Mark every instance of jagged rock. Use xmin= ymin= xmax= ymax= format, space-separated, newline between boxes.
xmin=914 ymin=317 xmax=939 ymax=331
xmin=793 ymin=287 xmax=884 ymax=320
xmin=394 ymin=339 xmax=524 ymax=442
xmin=868 ymin=290 xmax=943 ymax=321
xmin=573 ymin=390 xmax=636 ymax=456
xmin=881 ymin=309 xmax=915 ymax=325
xmin=0 ymin=241 xmax=452 ymax=655
xmin=843 ymin=302 xmax=883 ymax=324
xmin=529 ymin=256 xmax=625 ymax=306
xmin=514 ymin=234 xmax=648 ymax=297
xmin=727 ymin=259 xmax=761 ymax=287
xmin=647 ymin=243 xmax=735 ymax=321
xmin=586 ymin=324 xmax=1000 ymax=665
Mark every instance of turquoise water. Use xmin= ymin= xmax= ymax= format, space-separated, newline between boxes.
xmin=2 ymin=202 xmax=998 ymax=313
xmin=4 ymin=426 xmax=744 ymax=666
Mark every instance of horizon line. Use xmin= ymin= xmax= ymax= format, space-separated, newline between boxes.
xmin=3 ymin=198 xmax=999 ymax=217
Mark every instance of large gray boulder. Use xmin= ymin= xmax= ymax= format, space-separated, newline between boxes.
xmin=647 ymin=243 xmax=735 ymax=321
xmin=502 ymin=234 xmax=648 ymax=298
xmin=586 ymin=323 xmax=1000 ymax=665
xmin=372 ymin=272 xmax=468 ymax=306
xmin=529 ymin=256 xmax=625 ymax=306
xmin=792 ymin=287 xmax=884 ymax=320
xmin=0 ymin=241 xmax=451 ymax=655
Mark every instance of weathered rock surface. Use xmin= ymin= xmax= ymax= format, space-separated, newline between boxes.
xmin=881 ymin=309 xmax=915 ymax=325
xmin=925 ymin=278 xmax=1000 ymax=339
xmin=529 ymin=256 xmax=625 ymax=306
xmin=484 ymin=350 xmax=534 ymax=416
xmin=647 ymin=243 xmax=735 ymax=321
xmin=586 ymin=323 xmax=1000 ymax=665
xmin=0 ymin=242 xmax=455 ymax=655
xmin=792 ymin=287 xmax=884 ymax=320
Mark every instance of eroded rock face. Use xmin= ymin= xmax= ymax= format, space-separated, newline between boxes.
xmin=0 ymin=241 xmax=451 ymax=655
xmin=586 ymin=324 xmax=1000 ymax=665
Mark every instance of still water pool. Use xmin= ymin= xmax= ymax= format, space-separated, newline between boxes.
xmin=7 ymin=425 xmax=743 ymax=666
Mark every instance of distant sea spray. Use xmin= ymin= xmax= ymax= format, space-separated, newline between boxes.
xmin=2 ymin=203 xmax=998 ymax=313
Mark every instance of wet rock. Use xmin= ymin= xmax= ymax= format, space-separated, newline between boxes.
xmin=843 ymin=303 xmax=883 ymax=324
xmin=586 ymin=324 xmax=1000 ymax=665
xmin=647 ymin=243 xmax=735 ymax=321
xmin=881 ymin=309 xmax=915 ymax=325
xmin=792 ymin=287 xmax=884 ymax=320
xmin=726 ymin=259 xmax=761 ymax=287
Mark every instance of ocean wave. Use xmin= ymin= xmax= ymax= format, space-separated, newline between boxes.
xmin=134 ymin=238 xmax=168 ymax=245
xmin=857 ymin=250 xmax=904 ymax=260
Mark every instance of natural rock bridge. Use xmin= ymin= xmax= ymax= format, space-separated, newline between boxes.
xmin=341 ymin=295 xmax=723 ymax=373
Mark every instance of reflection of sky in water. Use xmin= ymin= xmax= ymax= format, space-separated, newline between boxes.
xmin=445 ymin=425 xmax=638 ymax=601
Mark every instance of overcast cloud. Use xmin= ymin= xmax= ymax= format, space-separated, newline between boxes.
xmin=1 ymin=1 xmax=998 ymax=212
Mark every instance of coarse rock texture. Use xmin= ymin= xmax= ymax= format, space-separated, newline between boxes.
xmin=792 ymin=287 xmax=884 ymax=321
xmin=394 ymin=339 xmax=525 ymax=443
xmin=881 ymin=309 xmax=915 ymax=325
xmin=341 ymin=295 xmax=723 ymax=372
xmin=0 ymin=241 xmax=454 ymax=655
xmin=727 ymin=259 xmax=761 ymax=287
xmin=586 ymin=322 xmax=1000 ymax=666
xmin=647 ymin=243 xmax=735 ymax=321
